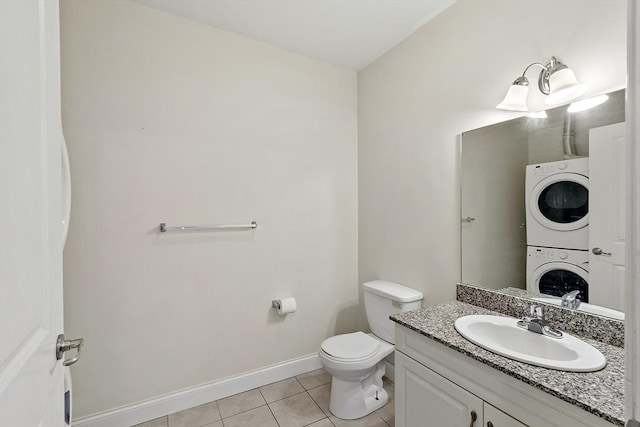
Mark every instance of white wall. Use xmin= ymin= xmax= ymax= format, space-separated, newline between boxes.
xmin=61 ymin=0 xmax=358 ymax=417
xmin=358 ymin=0 xmax=627 ymax=305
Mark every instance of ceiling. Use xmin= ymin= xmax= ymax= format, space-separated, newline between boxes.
xmin=134 ymin=0 xmax=457 ymax=70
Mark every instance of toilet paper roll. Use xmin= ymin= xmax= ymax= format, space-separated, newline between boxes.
xmin=276 ymin=297 xmax=296 ymax=315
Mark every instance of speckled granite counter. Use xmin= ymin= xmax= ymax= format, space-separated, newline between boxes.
xmin=456 ymin=283 xmax=625 ymax=347
xmin=391 ymin=301 xmax=625 ymax=426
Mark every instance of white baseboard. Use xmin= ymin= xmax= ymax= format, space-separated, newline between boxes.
xmin=73 ymin=354 xmax=321 ymax=427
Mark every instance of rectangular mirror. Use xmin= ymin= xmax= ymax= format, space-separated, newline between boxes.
xmin=460 ymin=89 xmax=625 ymax=319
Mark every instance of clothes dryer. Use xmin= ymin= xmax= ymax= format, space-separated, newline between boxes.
xmin=526 ymin=246 xmax=589 ymax=303
xmin=525 ymin=158 xmax=589 ymax=250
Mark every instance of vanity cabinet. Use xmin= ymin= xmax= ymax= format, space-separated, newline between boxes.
xmin=396 ymin=350 xmax=483 ymax=426
xmin=395 ymin=324 xmax=616 ymax=427
xmin=396 ymin=351 xmax=527 ymax=427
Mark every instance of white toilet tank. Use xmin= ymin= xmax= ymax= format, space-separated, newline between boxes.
xmin=363 ymin=280 xmax=423 ymax=344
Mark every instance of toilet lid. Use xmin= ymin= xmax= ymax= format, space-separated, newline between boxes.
xmin=321 ymin=332 xmax=380 ymax=360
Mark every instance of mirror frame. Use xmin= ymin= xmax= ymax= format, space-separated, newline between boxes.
xmin=625 ymin=0 xmax=639 ymax=422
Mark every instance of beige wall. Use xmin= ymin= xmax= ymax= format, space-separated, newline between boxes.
xmin=358 ymin=0 xmax=626 ymax=305
xmin=61 ymin=0 xmax=358 ymax=417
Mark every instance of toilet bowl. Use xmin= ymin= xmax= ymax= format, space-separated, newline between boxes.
xmin=319 ymin=332 xmax=394 ymax=419
xmin=318 ymin=280 xmax=423 ymax=420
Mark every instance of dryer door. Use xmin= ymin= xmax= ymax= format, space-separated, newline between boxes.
xmin=529 ymin=173 xmax=589 ymax=231
xmin=532 ymin=262 xmax=589 ymax=303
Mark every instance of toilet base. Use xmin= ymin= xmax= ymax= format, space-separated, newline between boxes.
xmin=329 ymin=361 xmax=388 ymax=420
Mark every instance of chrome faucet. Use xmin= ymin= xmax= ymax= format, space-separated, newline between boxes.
xmin=517 ymin=303 xmax=563 ymax=339
xmin=561 ymin=290 xmax=582 ymax=309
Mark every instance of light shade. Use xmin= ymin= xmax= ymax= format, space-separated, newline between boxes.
xmin=496 ymin=84 xmax=529 ymax=111
xmin=567 ymin=94 xmax=609 ymax=113
xmin=545 ymin=68 xmax=588 ymax=105
xmin=527 ymin=111 xmax=548 ymax=119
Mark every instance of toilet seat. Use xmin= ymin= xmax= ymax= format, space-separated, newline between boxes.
xmin=321 ymin=332 xmax=380 ymax=362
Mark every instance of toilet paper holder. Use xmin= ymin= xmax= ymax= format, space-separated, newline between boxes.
xmin=271 ymin=297 xmax=296 ymax=315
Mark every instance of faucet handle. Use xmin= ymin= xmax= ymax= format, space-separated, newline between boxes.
xmin=561 ymin=290 xmax=582 ymax=308
xmin=528 ymin=303 xmax=544 ymax=319
xmin=562 ymin=290 xmax=580 ymax=300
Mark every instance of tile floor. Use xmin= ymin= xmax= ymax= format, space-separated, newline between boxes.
xmin=133 ymin=369 xmax=394 ymax=427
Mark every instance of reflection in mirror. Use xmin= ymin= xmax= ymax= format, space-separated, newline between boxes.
xmin=460 ymin=89 xmax=625 ymax=319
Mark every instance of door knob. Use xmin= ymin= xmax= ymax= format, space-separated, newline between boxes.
xmin=592 ymin=247 xmax=612 ymax=256
xmin=56 ymin=334 xmax=84 ymax=366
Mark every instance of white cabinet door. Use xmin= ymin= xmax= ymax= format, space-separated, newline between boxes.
xmin=396 ymin=351 xmax=483 ymax=427
xmin=0 ymin=0 xmax=66 ymax=425
xmin=484 ymin=403 xmax=528 ymax=427
xmin=589 ymin=122 xmax=626 ymax=311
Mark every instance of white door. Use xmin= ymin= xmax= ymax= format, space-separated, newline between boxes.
xmin=589 ymin=122 xmax=627 ymax=311
xmin=0 ymin=0 xmax=68 ymax=425
xmin=395 ymin=351 xmax=483 ymax=427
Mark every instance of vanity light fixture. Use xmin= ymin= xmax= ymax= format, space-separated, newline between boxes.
xmin=527 ymin=111 xmax=548 ymax=119
xmin=496 ymin=56 xmax=588 ymax=112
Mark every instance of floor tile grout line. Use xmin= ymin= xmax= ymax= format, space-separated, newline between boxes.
xmin=261 ymin=388 xmax=308 ymax=405
xmin=257 ymin=385 xmax=267 ymax=402
xmin=259 ymin=391 xmax=268 ymax=408
xmin=304 ymin=390 xmax=327 ymax=426
xmin=219 ymin=402 xmax=270 ymax=422
xmin=292 ymin=376 xmax=305 ymax=390
xmin=213 ymin=400 xmax=222 ymax=427
xmin=300 ymin=415 xmax=331 ymax=427
xmin=299 ymin=380 xmax=332 ymax=392
xmin=265 ymin=400 xmax=282 ymax=427
xmin=306 ymin=391 xmax=325 ymax=413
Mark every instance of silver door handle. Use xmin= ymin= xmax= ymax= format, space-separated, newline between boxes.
xmin=592 ymin=247 xmax=612 ymax=256
xmin=56 ymin=334 xmax=84 ymax=366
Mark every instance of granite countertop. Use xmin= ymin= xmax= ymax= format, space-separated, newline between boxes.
xmin=391 ymin=301 xmax=625 ymax=426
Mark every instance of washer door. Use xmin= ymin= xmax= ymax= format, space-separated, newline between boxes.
xmin=529 ymin=173 xmax=589 ymax=231
xmin=532 ymin=262 xmax=589 ymax=303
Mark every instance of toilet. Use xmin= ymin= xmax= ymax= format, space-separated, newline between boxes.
xmin=318 ymin=280 xmax=423 ymax=420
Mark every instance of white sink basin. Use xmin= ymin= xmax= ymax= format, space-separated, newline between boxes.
xmin=454 ymin=315 xmax=606 ymax=372
xmin=532 ymin=297 xmax=625 ymax=321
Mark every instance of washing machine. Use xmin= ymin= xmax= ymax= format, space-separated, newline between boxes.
xmin=526 ymin=246 xmax=589 ymax=303
xmin=525 ymin=157 xmax=589 ymax=250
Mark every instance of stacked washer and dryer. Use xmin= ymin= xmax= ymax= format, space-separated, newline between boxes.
xmin=525 ymin=158 xmax=590 ymax=302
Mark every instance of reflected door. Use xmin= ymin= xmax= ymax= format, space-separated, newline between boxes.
xmin=461 ymin=121 xmax=529 ymax=289
xmin=589 ymin=122 xmax=627 ymax=311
